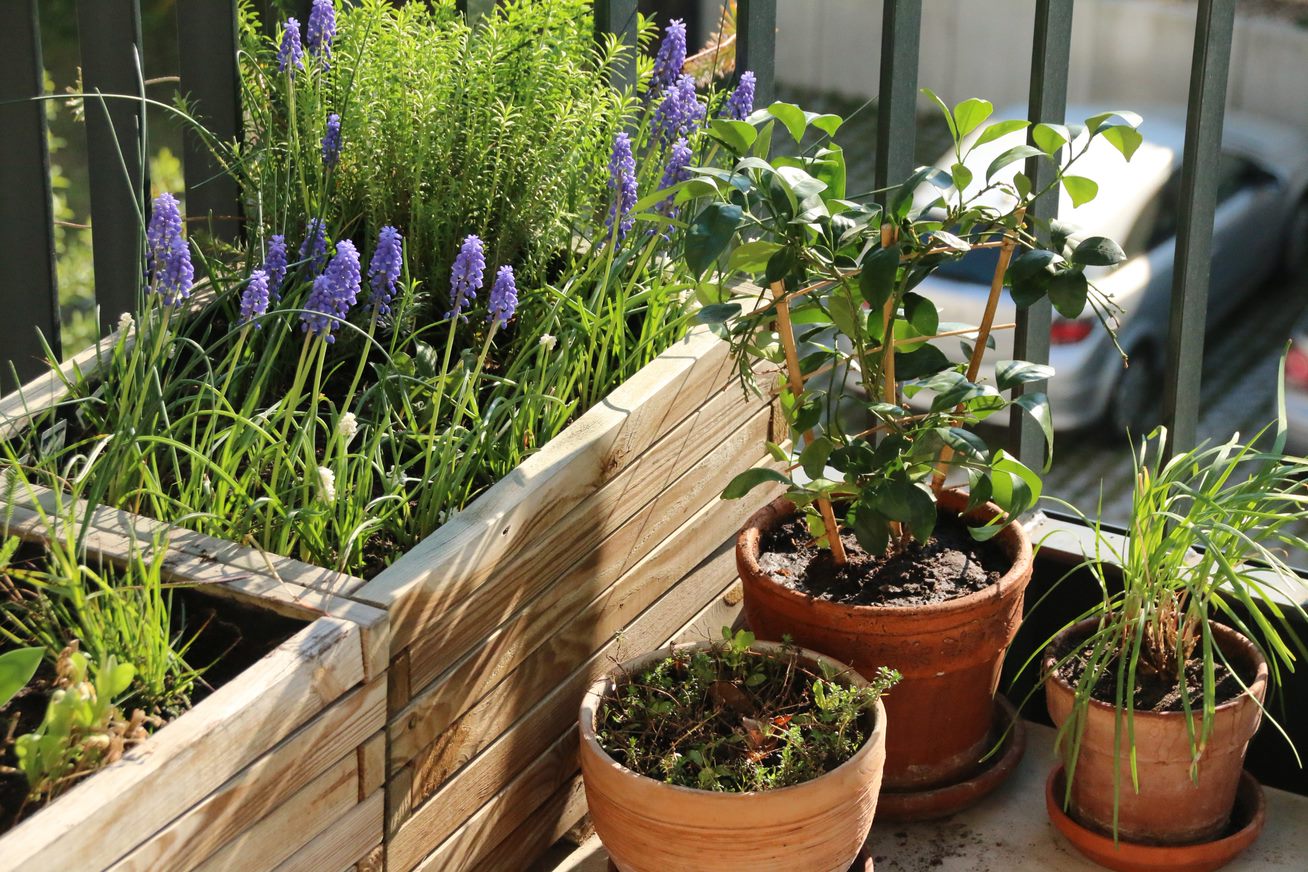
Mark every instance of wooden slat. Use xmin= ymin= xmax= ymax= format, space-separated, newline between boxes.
xmin=107 ymin=679 xmax=384 ymax=872
xmin=400 ymin=375 xmax=771 ymax=703
xmin=359 ymin=732 xmax=387 ymax=799
xmin=76 ymin=0 xmax=147 ymax=331
xmin=390 ymin=403 xmax=773 ymax=773
xmin=355 ymin=844 xmax=385 ymax=872
xmin=0 ymin=617 xmax=363 ymax=872
xmin=387 ymin=502 xmax=771 ymax=871
xmin=177 ymin=0 xmax=243 ymax=242
xmin=354 ymin=325 xmax=733 ymax=654
xmin=671 ymin=575 xmax=745 ymax=643
xmin=272 ymin=791 xmax=384 ymax=872
xmin=464 ymin=776 xmax=588 ymax=872
xmin=0 ymin=328 xmax=118 ymax=439
xmin=0 ymin=0 xmax=60 ymax=386
xmin=192 ymin=753 xmax=360 ymax=872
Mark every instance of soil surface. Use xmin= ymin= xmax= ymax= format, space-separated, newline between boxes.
xmin=1053 ymin=631 xmax=1254 ymax=713
xmin=0 ymin=577 xmax=300 ymax=831
xmin=758 ymin=512 xmax=1009 ymax=607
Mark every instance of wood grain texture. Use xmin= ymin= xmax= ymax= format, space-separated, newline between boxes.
xmin=0 ymin=618 xmax=363 ymax=872
xmin=271 ymin=791 xmax=384 ymax=872
xmin=390 ymin=404 xmax=773 ymax=772
xmin=463 ymin=776 xmax=588 ymax=872
xmin=192 ymin=753 xmax=360 ymax=872
xmin=387 ymin=500 xmax=777 ymax=872
xmin=354 ymin=326 xmax=735 ymax=651
xmin=107 ymin=679 xmax=385 ymax=872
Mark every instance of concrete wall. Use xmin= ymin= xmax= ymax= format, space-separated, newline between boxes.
xmin=701 ymin=0 xmax=1308 ymax=130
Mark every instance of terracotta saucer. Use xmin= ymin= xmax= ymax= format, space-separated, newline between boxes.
xmin=606 ymin=843 xmax=873 ymax=871
xmin=1045 ymin=766 xmax=1266 ymax=872
xmin=874 ymin=694 xmax=1026 ymax=822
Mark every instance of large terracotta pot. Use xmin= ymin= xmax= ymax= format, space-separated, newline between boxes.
xmin=1044 ymin=619 xmax=1269 ymax=845
xmin=735 ymin=490 xmax=1032 ymax=790
xmin=579 ymin=640 xmax=888 ymax=872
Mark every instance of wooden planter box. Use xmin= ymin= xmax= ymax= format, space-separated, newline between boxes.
xmin=1 ymin=316 xmax=780 ymax=870
xmin=0 ymin=497 xmax=388 ymax=872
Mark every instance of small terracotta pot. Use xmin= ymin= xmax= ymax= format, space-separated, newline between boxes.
xmin=579 ymin=641 xmax=888 ymax=872
xmin=1044 ymin=619 xmax=1269 ymax=845
xmin=736 ymin=490 xmax=1032 ymax=790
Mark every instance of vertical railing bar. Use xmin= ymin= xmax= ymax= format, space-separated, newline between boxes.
xmin=594 ymin=0 xmax=639 ymax=93
xmin=1008 ymin=0 xmax=1073 ymax=466
xmin=177 ymin=0 xmax=243 ymax=244
xmin=1161 ymin=0 xmax=1236 ymax=457
xmin=736 ymin=0 xmax=777 ymax=107
xmin=874 ymin=0 xmax=922 ymax=204
xmin=0 ymin=0 xmax=60 ymax=386
xmin=77 ymin=0 xmax=148 ymax=334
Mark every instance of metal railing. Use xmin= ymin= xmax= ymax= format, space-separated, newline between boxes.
xmin=0 ymin=0 xmax=1236 ymax=465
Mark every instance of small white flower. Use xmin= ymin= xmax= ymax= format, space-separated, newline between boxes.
xmin=316 ymin=466 xmax=336 ymax=504
xmin=539 ymin=333 xmax=557 ymax=351
xmin=337 ymin=412 xmax=358 ymax=444
xmin=116 ymin=312 xmax=135 ymax=334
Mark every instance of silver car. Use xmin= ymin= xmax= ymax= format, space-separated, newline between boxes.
xmin=911 ymin=106 xmax=1308 ymax=435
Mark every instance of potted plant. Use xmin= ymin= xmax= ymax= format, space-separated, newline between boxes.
xmin=579 ymin=628 xmax=899 ymax=871
xmin=1039 ymin=421 xmax=1308 ymax=869
xmin=680 ymin=92 xmax=1141 ymax=816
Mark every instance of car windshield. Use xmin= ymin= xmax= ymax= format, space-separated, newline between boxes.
xmin=932 ymin=246 xmax=1003 ymax=285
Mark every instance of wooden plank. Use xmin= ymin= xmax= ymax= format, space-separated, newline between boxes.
xmin=192 ymin=753 xmax=359 ymax=872
xmin=671 ymin=575 xmax=745 ymax=644
xmin=354 ymin=325 xmax=734 ymax=652
xmin=387 ymin=764 xmax=415 ymax=837
xmin=0 ymin=0 xmax=60 ymax=386
xmin=0 ymin=617 xmax=363 ymax=872
xmin=387 ymin=503 xmax=770 ymax=871
xmin=391 ymin=405 xmax=773 ymax=772
xmin=389 ymin=650 xmax=412 ymax=714
xmin=0 ymin=329 xmax=118 ymax=439
xmin=413 ymin=728 xmax=579 ymax=872
xmin=107 ymin=678 xmax=385 ymax=872
xmin=272 ymin=791 xmax=384 ymax=872
xmin=464 ymin=777 xmax=588 ymax=872
xmin=401 ymin=370 xmax=773 ymax=697
xmin=355 ymin=844 xmax=385 ymax=872
xmin=358 ymin=732 xmax=386 ymax=799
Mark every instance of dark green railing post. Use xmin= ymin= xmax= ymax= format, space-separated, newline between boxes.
xmin=1009 ymin=0 xmax=1073 ymax=466
xmin=0 ymin=0 xmax=60 ymax=386
xmin=178 ymin=0 xmax=243 ymax=244
xmin=874 ymin=0 xmax=921 ymax=203
xmin=77 ymin=0 xmax=148 ymax=333
xmin=1162 ymin=0 xmax=1236 ymax=456
xmin=594 ymin=0 xmax=638 ymax=93
xmin=736 ymin=0 xmax=776 ymax=106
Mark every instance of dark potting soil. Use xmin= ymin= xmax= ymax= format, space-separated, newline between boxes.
xmin=1053 ymin=632 xmax=1254 ymax=714
xmin=757 ymin=511 xmax=1009 ymax=606
xmin=0 ymin=575 xmax=301 ymax=832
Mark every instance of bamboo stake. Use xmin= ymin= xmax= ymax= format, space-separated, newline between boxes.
xmin=771 ymin=281 xmax=848 ymax=565
xmin=931 ymin=207 xmax=1028 ymax=493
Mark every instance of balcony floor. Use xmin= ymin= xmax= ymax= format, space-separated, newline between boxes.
xmin=535 ymin=723 xmax=1307 ymax=871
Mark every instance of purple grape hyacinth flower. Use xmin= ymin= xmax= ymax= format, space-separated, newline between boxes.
xmin=368 ymin=225 xmax=403 ymax=315
xmin=301 ymin=239 xmax=361 ymax=341
xmin=605 ymin=132 xmax=637 ymax=241
xmin=240 ymin=269 xmax=271 ymax=327
xmin=265 ymin=235 xmax=289 ymax=299
xmin=446 ymin=235 xmax=486 ymax=320
xmin=278 ymin=18 xmax=304 ymax=75
xmin=487 ymin=265 xmax=518 ymax=328
xmin=652 ymin=74 xmax=704 ymax=144
xmin=723 ymin=71 xmax=756 ymax=121
xmin=322 ymin=113 xmax=342 ymax=168
xmin=650 ymin=19 xmax=687 ymax=95
xmin=146 ymin=193 xmax=193 ymax=306
xmin=306 ymin=0 xmax=335 ymax=69
xmin=300 ymin=219 xmax=330 ymax=274
xmin=652 ymin=137 xmax=693 ymax=233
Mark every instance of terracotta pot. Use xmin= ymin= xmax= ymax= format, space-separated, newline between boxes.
xmin=579 ymin=641 xmax=888 ymax=872
xmin=735 ymin=490 xmax=1032 ymax=790
xmin=1044 ymin=619 xmax=1269 ymax=845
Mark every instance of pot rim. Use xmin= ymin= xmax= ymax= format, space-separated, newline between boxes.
xmin=1043 ymin=617 xmax=1271 ymax=721
xmin=579 ymin=639 xmax=888 ymax=801
xmin=736 ymin=489 xmax=1033 ymax=620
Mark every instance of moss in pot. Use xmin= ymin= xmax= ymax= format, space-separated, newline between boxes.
xmin=579 ymin=629 xmax=898 ymax=872
xmin=1034 ymin=421 xmax=1308 ymax=868
xmin=680 ymin=94 xmax=1141 ymax=809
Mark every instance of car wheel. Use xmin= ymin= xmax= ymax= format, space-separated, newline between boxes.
xmin=1107 ymin=343 xmax=1164 ymax=440
xmin=1282 ymin=198 xmax=1308 ymax=277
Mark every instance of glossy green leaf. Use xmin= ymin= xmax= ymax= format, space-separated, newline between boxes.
xmin=903 ymin=292 xmax=939 ymax=338
xmin=922 ymin=88 xmax=957 ymax=140
xmin=1048 ymin=269 xmax=1089 ymax=318
xmin=954 ymin=98 xmax=994 ymax=137
xmin=972 ymin=119 xmax=1030 ymax=148
xmin=768 ymin=102 xmax=808 ymax=143
xmin=1101 ymin=125 xmax=1144 ymax=161
xmin=894 ymin=344 xmax=952 ymax=380
xmin=696 ymin=302 xmax=743 ymax=325
xmin=1014 ymin=393 xmax=1055 ymax=470
xmin=1061 ymin=175 xmax=1099 ymax=208
xmin=996 ymin=359 xmax=1055 ymax=392
xmin=937 ymin=427 xmax=990 ymax=461
xmin=850 ymin=503 xmax=890 ymax=556
xmin=1086 ymin=109 xmax=1144 ymax=134
xmin=0 ymin=647 xmax=42 ymax=709
xmin=708 ymin=118 xmax=758 ymax=154
xmin=986 ymin=145 xmax=1045 ymax=181
xmin=811 ymin=114 xmax=844 ymax=137
xmin=799 ymin=436 xmax=834 ymax=479
xmin=1032 ymin=123 xmax=1069 ymax=156
xmin=859 ymin=244 xmax=901 ymax=309
xmin=722 ymin=467 xmax=791 ymax=500
xmin=951 ymin=162 xmax=973 ymax=193
xmin=1072 ymin=236 xmax=1126 ymax=266
xmin=727 ymin=241 xmax=783 ymax=273
xmin=685 ymin=203 xmax=744 ymax=277
xmin=775 ymin=165 xmax=828 ymax=202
